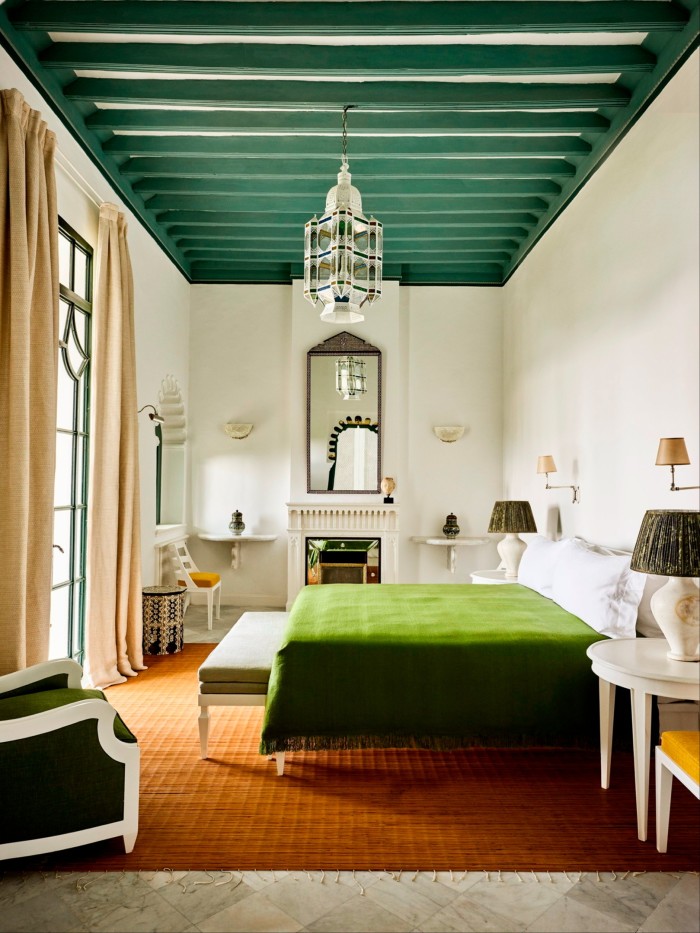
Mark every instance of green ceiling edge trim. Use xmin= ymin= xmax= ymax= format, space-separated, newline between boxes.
xmin=11 ymin=1 xmax=689 ymax=36
xmin=0 ymin=9 xmax=194 ymax=283
xmin=502 ymin=12 xmax=700 ymax=285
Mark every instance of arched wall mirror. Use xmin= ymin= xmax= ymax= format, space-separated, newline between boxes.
xmin=307 ymin=332 xmax=382 ymax=494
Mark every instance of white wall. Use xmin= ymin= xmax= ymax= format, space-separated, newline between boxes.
xmin=188 ymin=279 xmax=503 ymax=602
xmin=1 ymin=50 xmax=191 ymax=582
xmin=502 ymin=52 xmax=700 ymax=549
xmin=187 ymin=285 xmax=292 ymax=608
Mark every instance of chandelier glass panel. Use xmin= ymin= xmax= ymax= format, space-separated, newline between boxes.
xmin=304 ymin=107 xmax=383 ymax=323
xmin=335 ymin=355 xmax=367 ymax=400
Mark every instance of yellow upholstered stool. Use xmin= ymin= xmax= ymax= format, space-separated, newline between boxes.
xmin=655 ymin=731 xmax=700 ymax=853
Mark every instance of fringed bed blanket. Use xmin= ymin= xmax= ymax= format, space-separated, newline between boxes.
xmin=260 ymin=583 xmax=606 ymax=755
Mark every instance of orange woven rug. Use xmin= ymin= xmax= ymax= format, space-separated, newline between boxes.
xmin=14 ymin=645 xmax=700 ymax=872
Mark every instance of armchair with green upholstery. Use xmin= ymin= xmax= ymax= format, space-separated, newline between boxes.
xmin=0 ymin=658 xmax=139 ymax=860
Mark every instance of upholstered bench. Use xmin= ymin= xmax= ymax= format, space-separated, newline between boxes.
xmin=197 ymin=611 xmax=288 ymax=759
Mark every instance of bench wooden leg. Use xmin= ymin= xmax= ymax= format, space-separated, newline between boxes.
xmin=198 ymin=706 xmax=210 ymax=759
xmin=275 ymin=752 xmax=285 ymax=776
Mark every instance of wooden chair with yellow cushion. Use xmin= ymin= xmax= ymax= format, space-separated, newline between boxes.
xmin=170 ymin=540 xmax=222 ymax=631
xmin=655 ymin=730 xmax=700 ymax=853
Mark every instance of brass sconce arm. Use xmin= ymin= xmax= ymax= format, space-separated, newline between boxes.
xmin=668 ymin=465 xmax=700 ymax=492
xmin=543 ymin=474 xmax=580 ymax=504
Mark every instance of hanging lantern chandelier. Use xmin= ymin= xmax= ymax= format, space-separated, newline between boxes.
xmin=335 ymin=355 xmax=367 ymax=400
xmin=304 ymin=106 xmax=383 ymax=324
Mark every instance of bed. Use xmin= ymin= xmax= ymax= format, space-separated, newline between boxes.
xmin=260 ymin=581 xmax=609 ymax=759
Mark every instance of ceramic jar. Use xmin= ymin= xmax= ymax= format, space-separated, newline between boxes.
xmin=229 ymin=510 xmax=245 ymax=536
xmin=442 ymin=513 xmax=460 ymax=538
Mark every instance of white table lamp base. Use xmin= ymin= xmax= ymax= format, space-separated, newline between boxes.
xmin=497 ymin=533 xmax=526 ymax=580
xmin=650 ymin=576 xmax=700 ymax=662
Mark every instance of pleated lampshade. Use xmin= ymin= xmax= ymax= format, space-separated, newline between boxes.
xmin=488 ymin=501 xmax=537 ymax=534
xmin=631 ymin=510 xmax=700 ymax=577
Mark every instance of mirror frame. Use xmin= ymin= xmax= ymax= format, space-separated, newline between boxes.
xmin=307 ymin=331 xmax=382 ymax=494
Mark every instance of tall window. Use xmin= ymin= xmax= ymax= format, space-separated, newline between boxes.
xmin=51 ymin=220 xmax=92 ymax=662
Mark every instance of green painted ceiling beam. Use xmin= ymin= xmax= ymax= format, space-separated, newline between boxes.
xmin=42 ymin=41 xmax=656 ymax=76
xmin=171 ymin=226 xmax=528 ymax=242
xmin=179 ymin=237 xmax=518 ymax=255
xmin=145 ymin=194 xmax=548 ymax=212
xmin=157 ymin=210 xmax=540 ymax=227
xmin=87 ymin=109 xmax=611 ymax=135
xmin=66 ymin=78 xmax=631 ymax=111
xmin=120 ymin=157 xmax=576 ymax=180
xmin=105 ymin=135 xmax=591 ymax=158
xmin=12 ymin=2 xmax=689 ymax=36
xmin=132 ymin=177 xmax=560 ymax=198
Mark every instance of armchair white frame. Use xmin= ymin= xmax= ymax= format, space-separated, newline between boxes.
xmin=169 ymin=540 xmax=222 ymax=631
xmin=0 ymin=659 xmax=140 ymax=860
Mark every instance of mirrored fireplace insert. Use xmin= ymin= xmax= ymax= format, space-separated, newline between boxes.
xmin=306 ymin=537 xmax=380 ymax=586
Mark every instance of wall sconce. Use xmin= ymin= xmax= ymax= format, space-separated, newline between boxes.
xmin=224 ymin=423 xmax=253 ymax=440
xmin=433 ymin=426 xmax=465 ymax=443
xmin=137 ymin=404 xmax=165 ymax=424
xmin=656 ymin=438 xmax=699 ymax=491
xmin=537 ymin=455 xmax=580 ymax=504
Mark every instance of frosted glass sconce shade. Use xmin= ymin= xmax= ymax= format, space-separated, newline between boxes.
xmin=433 ymin=426 xmax=465 ymax=443
xmin=224 ymin=423 xmax=253 ymax=440
xmin=631 ymin=509 xmax=700 ymax=661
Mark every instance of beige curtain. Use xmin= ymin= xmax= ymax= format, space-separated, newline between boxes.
xmin=0 ymin=89 xmax=59 ymax=675
xmin=84 ymin=203 xmax=146 ymax=689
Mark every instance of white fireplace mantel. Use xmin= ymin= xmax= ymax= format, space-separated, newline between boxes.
xmin=286 ymin=502 xmax=399 ymax=608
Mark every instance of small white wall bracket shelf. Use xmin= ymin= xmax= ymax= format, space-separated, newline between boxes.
xmin=411 ymin=536 xmax=488 ymax=573
xmin=198 ymin=533 xmax=277 ymax=570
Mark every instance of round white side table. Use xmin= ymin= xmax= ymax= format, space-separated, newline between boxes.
xmin=470 ymin=569 xmax=514 ymax=585
xmin=586 ymin=637 xmax=700 ymax=842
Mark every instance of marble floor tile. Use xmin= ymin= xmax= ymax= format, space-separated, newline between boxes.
xmin=306 ymin=892 xmax=413 ymax=933
xmin=414 ymin=891 xmax=525 ymax=933
xmin=525 ymin=894 xmax=638 ymax=933
xmin=0 ymin=887 xmax=86 ymax=933
xmin=567 ymin=872 xmax=671 ymax=929
xmin=144 ymin=869 xmax=257 ymax=924
xmin=637 ymin=872 xmax=700 ymax=933
xmin=461 ymin=873 xmax=572 ymax=928
xmin=55 ymin=872 xmax=190 ymax=933
xmin=262 ymin=872 xmax=357 ymax=926
xmin=364 ymin=876 xmax=454 ymax=928
xmin=197 ymin=889 xmax=303 ymax=933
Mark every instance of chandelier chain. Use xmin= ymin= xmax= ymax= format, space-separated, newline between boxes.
xmin=341 ymin=105 xmax=354 ymax=167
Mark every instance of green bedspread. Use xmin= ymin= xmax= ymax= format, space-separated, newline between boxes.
xmin=260 ymin=583 xmax=607 ymax=754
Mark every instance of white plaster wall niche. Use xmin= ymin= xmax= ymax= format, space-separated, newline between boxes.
xmin=158 ymin=374 xmax=188 ymax=526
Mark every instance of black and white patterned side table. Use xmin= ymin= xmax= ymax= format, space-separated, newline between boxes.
xmin=142 ymin=585 xmax=187 ymax=655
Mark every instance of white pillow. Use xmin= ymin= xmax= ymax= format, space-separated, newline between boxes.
xmin=571 ymin=537 xmax=666 ymax=636
xmin=551 ymin=540 xmax=646 ymax=638
xmin=517 ymin=536 xmax=573 ymax=598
